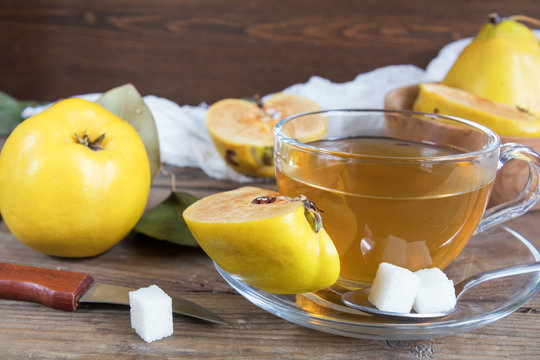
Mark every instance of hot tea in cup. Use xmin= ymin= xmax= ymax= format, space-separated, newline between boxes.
xmin=274 ymin=110 xmax=540 ymax=289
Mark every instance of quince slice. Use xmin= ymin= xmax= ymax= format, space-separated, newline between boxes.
xmin=206 ymin=93 xmax=324 ymax=177
xmin=182 ymin=186 xmax=340 ymax=294
xmin=413 ymin=83 xmax=540 ymax=137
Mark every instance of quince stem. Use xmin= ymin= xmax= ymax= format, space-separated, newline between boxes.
xmin=74 ymin=132 xmax=106 ymax=151
xmin=250 ymin=194 xmax=324 ymax=233
xmin=489 ymin=13 xmax=502 ymax=25
xmin=278 ymin=195 xmax=324 ymax=233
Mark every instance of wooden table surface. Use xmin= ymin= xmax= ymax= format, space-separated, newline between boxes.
xmin=1 ymin=1 xmax=540 ymax=359
xmin=0 ymin=166 xmax=538 ymax=359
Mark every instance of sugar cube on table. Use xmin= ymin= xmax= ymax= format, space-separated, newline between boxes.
xmin=368 ymin=262 xmax=421 ymax=313
xmin=413 ymin=268 xmax=456 ymax=314
xmin=129 ymin=285 xmax=173 ymax=343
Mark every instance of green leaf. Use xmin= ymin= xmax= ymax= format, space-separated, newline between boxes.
xmin=134 ymin=191 xmax=199 ymax=247
xmin=0 ymin=92 xmax=42 ymax=136
xmin=96 ymin=84 xmax=161 ymax=180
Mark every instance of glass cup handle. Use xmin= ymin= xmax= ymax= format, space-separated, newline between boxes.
xmin=476 ymin=143 xmax=540 ymax=233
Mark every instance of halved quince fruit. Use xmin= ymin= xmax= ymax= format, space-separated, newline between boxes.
xmin=413 ymin=83 xmax=540 ymax=137
xmin=206 ymin=93 xmax=324 ymax=177
xmin=182 ymin=186 xmax=340 ymax=294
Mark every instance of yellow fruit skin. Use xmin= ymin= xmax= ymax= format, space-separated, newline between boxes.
xmin=413 ymin=83 xmax=540 ymax=137
xmin=0 ymin=98 xmax=151 ymax=257
xmin=206 ymin=98 xmax=273 ymax=177
xmin=442 ymin=19 xmax=540 ymax=117
xmin=206 ymin=94 xmax=323 ymax=178
xmin=208 ymin=132 xmax=275 ymax=178
xmin=184 ymin=198 xmax=340 ymax=294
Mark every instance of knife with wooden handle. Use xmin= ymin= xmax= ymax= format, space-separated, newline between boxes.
xmin=0 ymin=262 xmax=226 ymax=324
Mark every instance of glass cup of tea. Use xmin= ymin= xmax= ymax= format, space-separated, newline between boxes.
xmin=274 ymin=109 xmax=540 ymax=290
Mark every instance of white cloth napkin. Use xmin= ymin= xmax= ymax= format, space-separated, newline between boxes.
xmin=153 ymin=64 xmax=429 ymax=183
xmin=25 ymin=33 xmax=538 ymax=182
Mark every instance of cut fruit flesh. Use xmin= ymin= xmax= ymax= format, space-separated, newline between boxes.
xmin=206 ymin=93 xmax=324 ymax=177
xmin=184 ymin=187 xmax=301 ymax=222
xmin=183 ymin=186 xmax=340 ymax=294
xmin=413 ymin=83 xmax=540 ymax=137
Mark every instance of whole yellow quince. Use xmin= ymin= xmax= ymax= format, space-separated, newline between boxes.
xmin=183 ymin=186 xmax=340 ymax=294
xmin=0 ymin=98 xmax=151 ymax=257
xmin=442 ymin=14 xmax=540 ymax=117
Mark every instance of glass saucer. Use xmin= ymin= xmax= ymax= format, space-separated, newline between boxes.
xmin=214 ymin=226 xmax=540 ymax=340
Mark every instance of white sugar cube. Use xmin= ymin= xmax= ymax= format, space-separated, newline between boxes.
xmin=129 ymin=285 xmax=173 ymax=343
xmin=413 ymin=268 xmax=456 ymax=314
xmin=368 ymin=262 xmax=420 ymax=313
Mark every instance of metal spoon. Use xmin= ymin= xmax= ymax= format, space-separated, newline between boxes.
xmin=341 ymin=262 xmax=540 ymax=321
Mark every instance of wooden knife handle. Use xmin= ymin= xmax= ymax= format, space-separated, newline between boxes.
xmin=0 ymin=262 xmax=95 ymax=311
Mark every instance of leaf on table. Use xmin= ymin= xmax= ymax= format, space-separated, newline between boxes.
xmin=134 ymin=191 xmax=199 ymax=247
xmin=0 ymin=92 xmax=42 ymax=136
xmin=96 ymin=84 xmax=161 ymax=180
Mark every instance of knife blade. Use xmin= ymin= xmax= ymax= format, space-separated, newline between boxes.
xmin=0 ymin=262 xmax=226 ymax=324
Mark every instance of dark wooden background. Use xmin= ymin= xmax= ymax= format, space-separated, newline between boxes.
xmin=1 ymin=0 xmax=539 ymax=106
xmin=1 ymin=1 xmax=540 ymax=359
